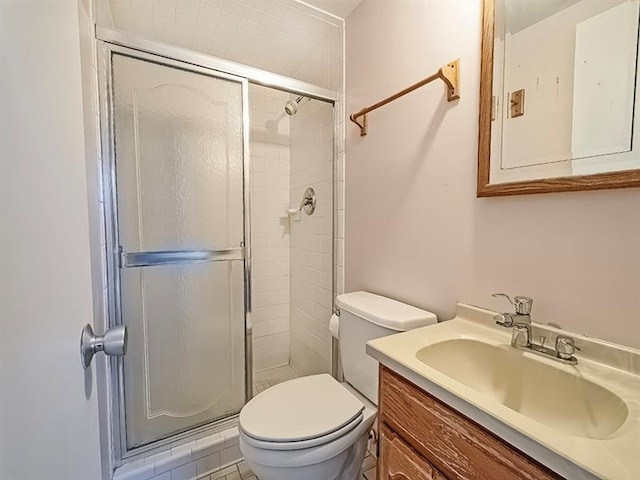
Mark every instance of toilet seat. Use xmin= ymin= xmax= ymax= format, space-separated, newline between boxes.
xmin=241 ymin=412 xmax=364 ymax=450
xmin=240 ymin=374 xmax=365 ymax=451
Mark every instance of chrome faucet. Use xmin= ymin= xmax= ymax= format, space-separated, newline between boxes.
xmin=492 ymin=293 xmax=533 ymax=347
xmin=492 ymin=293 xmax=580 ymax=365
xmin=555 ymin=335 xmax=581 ymax=361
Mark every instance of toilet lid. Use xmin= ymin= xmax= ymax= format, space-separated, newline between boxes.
xmin=240 ymin=374 xmax=365 ymax=443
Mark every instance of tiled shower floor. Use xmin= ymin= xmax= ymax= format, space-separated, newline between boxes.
xmin=200 ymin=453 xmax=377 ymax=480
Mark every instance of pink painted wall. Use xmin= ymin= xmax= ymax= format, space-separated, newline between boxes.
xmin=345 ymin=0 xmax=640 ymax=349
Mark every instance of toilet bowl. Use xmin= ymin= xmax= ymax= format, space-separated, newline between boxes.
xmin=240 ymin=376 xmax=376 ymax=480
xmin=239 ymin=291 xmax=437 ymax=480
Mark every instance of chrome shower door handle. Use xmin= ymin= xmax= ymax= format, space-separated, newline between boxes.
xmin=80 ymin=324 xmax=128 ymax=368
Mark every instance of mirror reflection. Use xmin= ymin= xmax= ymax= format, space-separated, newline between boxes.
xmin=491 ymin=0 xmax=640 ymax=184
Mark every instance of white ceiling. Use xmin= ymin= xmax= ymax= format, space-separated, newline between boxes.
xmin=301 ymin=0 xmax=362 ymax=19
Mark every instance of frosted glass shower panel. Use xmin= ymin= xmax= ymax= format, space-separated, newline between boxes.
xmin=119 ymin=261 xmax=245 ymax=448
xmin=114 ymin=55 xmax=244 ymax=251
xmin=111 ymin=54 xmax=246 ymax=448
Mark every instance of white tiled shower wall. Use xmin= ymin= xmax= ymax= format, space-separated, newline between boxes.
xmin=289 ymin=98 xmax=335 ymax=376
xmin=249 ymin=84 xmax=292 ymax=372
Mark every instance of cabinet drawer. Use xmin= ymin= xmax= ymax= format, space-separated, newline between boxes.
xmin=379 ymin=366 xmax=562 ymax=480
xmin=379 ymin=424 xmax=447 ymax=480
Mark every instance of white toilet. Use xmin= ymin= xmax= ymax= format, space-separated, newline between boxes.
xmin=239 ymin=291 xmax=437 ymax=480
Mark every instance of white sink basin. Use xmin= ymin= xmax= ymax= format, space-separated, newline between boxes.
xmin=416 ymin=339 xmax=628 ymax=439
xmin=367 ymin=304 xmax=640 ymax=479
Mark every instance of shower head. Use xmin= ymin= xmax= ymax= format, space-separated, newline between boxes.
xmin=284 ymin=96 xmax=304 ymax=116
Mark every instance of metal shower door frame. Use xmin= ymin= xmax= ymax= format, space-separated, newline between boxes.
xmin=97 ymin=42 xmax=253 ymax=462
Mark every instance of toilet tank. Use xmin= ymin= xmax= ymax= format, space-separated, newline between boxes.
xmin=335 ymin=291 xmax=437 ymax=405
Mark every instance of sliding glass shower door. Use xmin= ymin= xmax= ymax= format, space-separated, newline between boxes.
xmin=110 ymin=53 xmax=248 ymax=449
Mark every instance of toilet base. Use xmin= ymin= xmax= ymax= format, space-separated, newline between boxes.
xmin=241 ymin=430 xmax=370 ymax=480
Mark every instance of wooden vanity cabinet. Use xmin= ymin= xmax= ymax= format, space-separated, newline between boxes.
xmin=379 ymin=425 xmax=447 ymax=480
xmin=377 ymin=366 xmax=563 ymax=480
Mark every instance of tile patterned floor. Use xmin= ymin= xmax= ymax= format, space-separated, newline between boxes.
xmin=362 ymin=452 xmax=377 ymax=479
xmin=253 ymin=364 xmax=300 ymax=394
xmin=201 ymin=459 xmax=256 ymax=480
xmin=201 ymin=452 xmax=377 ymax=480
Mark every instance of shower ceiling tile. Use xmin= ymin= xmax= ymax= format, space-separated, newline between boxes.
xmin=302 ymin=0 xmax=361 ymax=19
xmin=130 ymin=0 xmax=154 ymax=37
xmin=266 ymin=0 xmax=292 ymax=19
xmin=208 ymin=34 xmax=232 ymax=57
xmin=257 ymin=11 xmax=284 ymax=30
xmin=221 ymin=0 xmax=247 ymax=17
xmin=215 ymin=11 xmax=241 ymax=36
xmin=281 ymin=18 xmax=314 ymax=39
xmin=109 ymin=0 xmax=132 ymax=30
xmin=242 ymin=5 xmax=267 ymax=23
xmin=198 ymin=3 xmax=221 ymax=21
xmin=225 ymin=41 xmax=245 ymax=59
xmin=236 ymin=19 xmax=260 ymax=36
xmin=153 ymin=1 xmax=176 ymax=42
xmin=154 ymin=1 xmax=175 ymax=16
xmin=173 ymin=9 xmax=196 ymax=48
xmin=243 ymin=0 xmax=270 ymax=12
xmin=284 ymin=4 xmax=313 ymax=24
xmin=102 ymin=0 xmax=342 ymax=88
xmin=202 ymin=0 xmax=224 ymax=8
xmin=193 ymin=16 xmax=217 ymax=51
xmin=178 ymin=0 xmax=200 ymax=14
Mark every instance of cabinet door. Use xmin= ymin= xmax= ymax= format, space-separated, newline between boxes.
xmin=379 ymin=425 xmax=447 ymax=480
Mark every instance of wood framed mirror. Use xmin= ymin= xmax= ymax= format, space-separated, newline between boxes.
xmin=478 ymin=0 xmax=640 ymax=197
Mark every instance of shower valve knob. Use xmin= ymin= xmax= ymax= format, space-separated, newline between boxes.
xmin=80 ymin=323 xmax=127 ymax=369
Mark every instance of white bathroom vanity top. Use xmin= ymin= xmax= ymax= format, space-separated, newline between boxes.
xmin=366 ymin=303 xmax=640 ymax=480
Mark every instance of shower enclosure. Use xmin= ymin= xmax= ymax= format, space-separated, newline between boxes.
xmin=106 ymin=49 xmax=249 ymax=450
xmin=99 ymin=35 xmax=336 ymax=460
